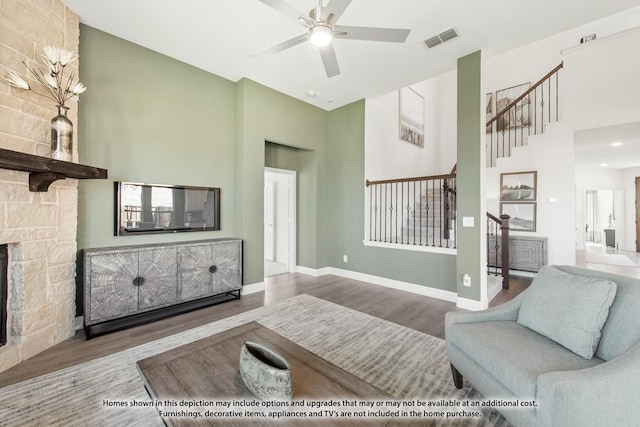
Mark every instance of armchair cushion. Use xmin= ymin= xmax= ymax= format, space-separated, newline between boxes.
xmin=517 ymin=266 xmax=617 ymax=359
xmin=449 ymin=320 xmax=603 ymax=398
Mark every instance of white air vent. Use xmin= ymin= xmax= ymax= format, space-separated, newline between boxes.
xmin=424 ymin=28 xmax=459 ymax=49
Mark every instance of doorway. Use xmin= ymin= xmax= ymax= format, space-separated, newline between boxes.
xmin=264 ymin=168 xmax=297 ymax=277
xmin=584 ymin=189 xmax=622 ymax=249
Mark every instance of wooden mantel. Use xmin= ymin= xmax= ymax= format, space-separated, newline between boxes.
xmin=0 ymin=148 xmax=108 ymax=192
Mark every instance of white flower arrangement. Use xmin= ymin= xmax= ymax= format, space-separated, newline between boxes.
xmin=4 ymin=46 xmax=86 ymax=107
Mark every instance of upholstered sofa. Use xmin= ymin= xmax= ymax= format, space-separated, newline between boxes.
xmin=445 ymin=265 xmax=640 ymax=426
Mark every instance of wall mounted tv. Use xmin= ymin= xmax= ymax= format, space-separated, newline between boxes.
xmin=115 ymin=181 xmax=220 ymax=236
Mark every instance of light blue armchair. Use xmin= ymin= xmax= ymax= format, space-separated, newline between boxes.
xmin=445 ymin=265 xmax=640 ymax=426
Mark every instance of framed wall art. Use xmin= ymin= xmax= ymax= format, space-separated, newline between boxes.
xmin=496 ymin=82 xmax=531 ymax=131
xmin=501 ymin=202 xmax=536 ymax=232
xmin=399 ymin=87 xmax=424 ymax=147
xmin=500 ymin=171 xmax=537 ymax=201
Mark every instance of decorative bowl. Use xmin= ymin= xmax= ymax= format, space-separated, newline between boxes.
xmin=239 ymin=341 xmax=293 ymax=400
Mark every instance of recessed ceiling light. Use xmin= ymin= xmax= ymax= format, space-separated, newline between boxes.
xmin=306 ymin=90 xmax=317 ymax=98
xmin=611 ymin=142 xmax=623 ymax=147
xmin=601 ymin=163 xmax=609 ymax=167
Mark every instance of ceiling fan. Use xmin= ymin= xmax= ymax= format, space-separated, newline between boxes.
xmin=252 ymin=0 xmax=411 ymax=77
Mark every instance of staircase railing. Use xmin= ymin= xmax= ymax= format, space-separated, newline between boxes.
xmin=365 ymin=173 xmax=456 ymax=249
xmin=486 ymin=62 xmax=563 ymax=167
xmin=364 ymin=64 xmax=561 ymax=283
xmin=487 ymin=213 xmax=510 ymax=289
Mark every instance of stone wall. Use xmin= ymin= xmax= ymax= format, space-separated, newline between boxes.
xmin=0 ymin=0 xmax=80 ymax=373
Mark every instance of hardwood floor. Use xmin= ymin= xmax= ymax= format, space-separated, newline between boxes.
xmin=0 ymin=273 xmax=530 ymax=388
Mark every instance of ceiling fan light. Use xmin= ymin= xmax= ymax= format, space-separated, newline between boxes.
xmin=310 ymin=25 xmax=333 ymax=47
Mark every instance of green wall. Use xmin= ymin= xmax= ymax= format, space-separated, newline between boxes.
xmin=325 ymin=101 xmax=456 ymax=290
xmin=234 ymin=79 xmax=327 ymax=284
xmin=77 ymin=25 xmax=237 ymax=250
xmin=456 ymin=51 xmax=485 ymax=302
xmin=76 ymin=25 xmax=459 ymax=314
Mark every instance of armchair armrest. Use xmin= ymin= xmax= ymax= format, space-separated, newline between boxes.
xmin=445 ymin=290 xmax=527 ymax=332
xmin=536 ymin=342 xmax=640 ymax=427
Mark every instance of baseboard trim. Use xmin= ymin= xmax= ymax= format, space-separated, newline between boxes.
xmin=242 ymin=281 xmax=265 ymax=295
xmin=295 ymin=265 xmax=458 ymax=304
xmin=294 ymin=265 xmax=331 ymax=277
xmin=456 ymin=296 xmax=487 ymax=311
xmin=362 ymin=240 xmax=457 ymax=255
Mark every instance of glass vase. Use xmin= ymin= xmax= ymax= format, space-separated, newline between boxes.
xmin=51 ymin=105 xmax=73 ymax=162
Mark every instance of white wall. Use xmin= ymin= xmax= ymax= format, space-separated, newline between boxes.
xmin=364 ymin=71 xmax=456 ymax=182
xmin=486 ymin=123 xmax=576 ymax=266
xmin=575 ymin=167 xmax=625 ymax=250
xmin=563 ymin=27 xmax=640 ymax=131
xmin=365 ymin=6 xmax=640 ymax=182
xmin=364 ymin=7 xmax=640 ymax=264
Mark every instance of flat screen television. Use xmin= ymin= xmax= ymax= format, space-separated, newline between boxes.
xmin=115 ymin=181 xmax=220 ymax=236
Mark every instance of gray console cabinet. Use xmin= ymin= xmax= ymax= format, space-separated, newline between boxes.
xmin=488 ymin=235 xmax=547 ymax=273
xmin=83 ymin=238 xmax=241 ymax=338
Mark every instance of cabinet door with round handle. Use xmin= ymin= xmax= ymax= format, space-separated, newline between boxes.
xmin=211 ymin=240 xmax=242 ymax=293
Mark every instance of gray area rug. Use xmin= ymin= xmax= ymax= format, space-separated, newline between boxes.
xmin=0 ymin=295 xmax=509 ymax=426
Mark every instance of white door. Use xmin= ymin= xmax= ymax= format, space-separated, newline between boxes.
xmin=264 ymin=180 xmax=275 ymax=262
xmin=264 ymin=168 xmax=296 ymax=277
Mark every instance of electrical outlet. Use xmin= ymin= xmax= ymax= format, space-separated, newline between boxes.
xmin=463 ymin=274 xmax=471 ymax=287
xmin=343 ymin=255 xmax=348 ymax=263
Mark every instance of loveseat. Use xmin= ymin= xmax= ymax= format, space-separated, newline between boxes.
xmin=445 ymin=265 xmax=640 ymax=426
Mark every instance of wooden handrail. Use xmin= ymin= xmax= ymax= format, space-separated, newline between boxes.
xmin=486 ymin=62 xmax=563 ymax=128
xmin=366 ymin=173 xmax=455 ymax=187
xmin=486 ymin=212 xmax=502 ymax=223
xmin=499 ymin=214 xmax=510 ymax=290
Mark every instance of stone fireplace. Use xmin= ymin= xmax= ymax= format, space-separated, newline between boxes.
xmin=0 ymin=1 xmax=80 ymax=373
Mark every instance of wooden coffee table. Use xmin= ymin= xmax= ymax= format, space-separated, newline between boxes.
xmin=137 ymin=321 xmax=395 ymax=426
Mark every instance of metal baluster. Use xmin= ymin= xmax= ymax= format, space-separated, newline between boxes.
xmin=431 ymin=179 xmax=435 ymax=246
xmin=491 ymin=123 xmax=494 ymax=167
xmin=540 ymin=84 xmax=545 ymax=133
xmin=452 ymin=177 xmax=456 ymax=247
xmin=391 ymin=183 xmax=396 ymax=243
xmin=412 ymin=181 xmax=416 ymax=245
xmin=383 ymin=184 xmax=387 ymax=242
xmin=533 ymin=88 xmax=538 ymax=135
xmin=486 ymin=219 xmax=490 ymax=275
xmin=520 ymin=99 xmax=524 ymax=147
xmin=556 ymin=71 xmax=560 ymax=121
xmin=418 ymin=180 xmax=422 ymax=246
xmin=494 ymin=220 xmax=500 ymax=275
xmin=548 ymin=77 xmax=551 ymax=124
xmin=400 ymin=182 xmax=404 ymax=244
xmin=439 ymin=179 xmax=443 ymax=247
xmin=369 ymin=185 xmax=372 ymax=241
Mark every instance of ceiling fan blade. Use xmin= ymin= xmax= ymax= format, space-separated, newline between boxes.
xmin=322 ymin=0 xmax=351 ymax=22
xmin=333 ymin=25 xmax=411 ymax=42
xmin=319 ymin=44 xmax=340 ymax=78
xmin=258 ymin=0 xmax=309 ymax=26
xmin=251 ymin=33 xmax=309 ymax=59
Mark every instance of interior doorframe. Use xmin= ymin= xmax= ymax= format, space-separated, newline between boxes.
xmin=636 ymin=177 xmax=640 ymax=252
xmin=265 ymin=167 xmax=297 ymax=272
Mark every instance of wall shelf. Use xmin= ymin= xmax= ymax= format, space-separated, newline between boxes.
xmin=0 ymin=148 xmax=108 ymax=192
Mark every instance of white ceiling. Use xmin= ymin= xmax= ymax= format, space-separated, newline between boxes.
xmin=575 ymin=122 xmax=640 ymax=170
xmin=61 ymin=0 xmax=640 ymax=111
